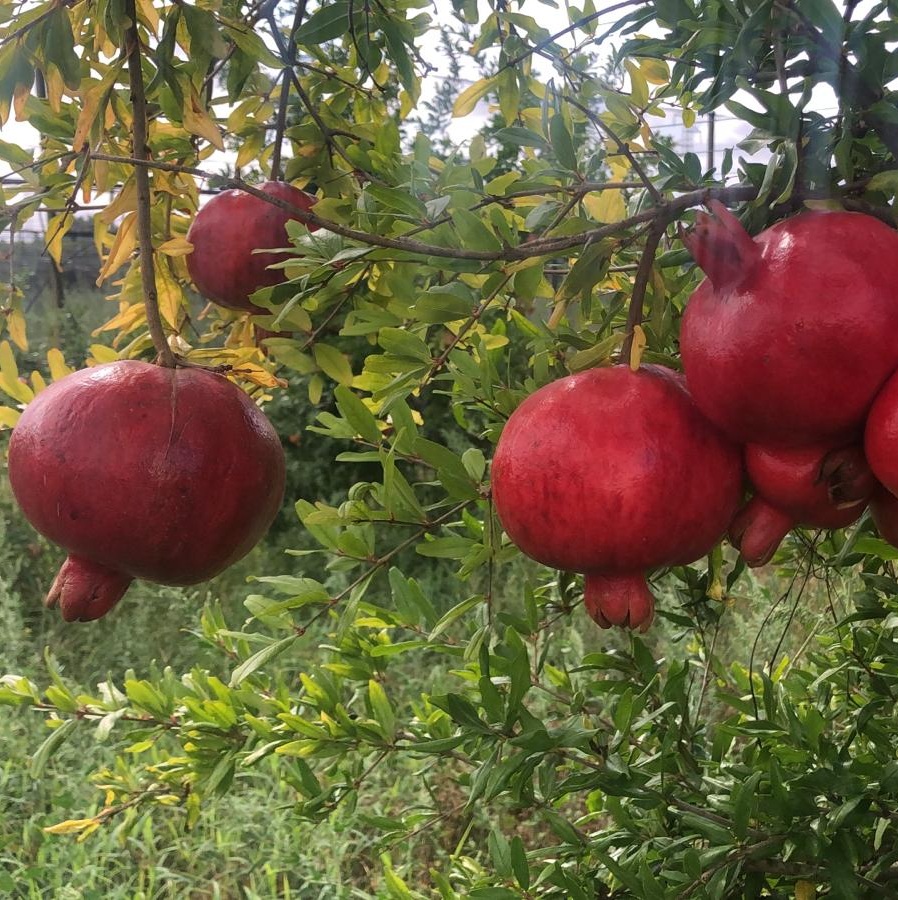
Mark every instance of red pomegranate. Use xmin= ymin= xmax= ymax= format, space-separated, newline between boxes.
xmin=680 ymin=202 xmax=898 ymax=446
xmin=871 ymin=489 xmax=898 ymax=547
xmin=730 ymin=443 xmax=874 ymax=567
xmin=865 ymin=369 xmax=898 ymax=498
xmin=8 ymin=361 xmax=286 ymax=622
xmin=490 ymin=365 xmax=743 ymax=631
xmin=187 ymin=181 xmax=318 ymax=313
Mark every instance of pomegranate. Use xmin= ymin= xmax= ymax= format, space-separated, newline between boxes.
xmin=865 ymin=368 xmax=898 ymax=498
xmin=680 ymin=201 xmax=898 ymax=446
xmin=187 ymin=181 xmax=318 ymax=313
xmin=871 ymin=490 xmax=898 ymax=547
xmin=490 ymin=365 xmax=742 ymax=631
xmin=8 ymin=361 xmax=285 ymax=622
xmin=730 ymin=443 xmax=874 ymax=567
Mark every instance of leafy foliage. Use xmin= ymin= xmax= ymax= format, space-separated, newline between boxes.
xmin=3 ymin=0 xmax=898 ymax=895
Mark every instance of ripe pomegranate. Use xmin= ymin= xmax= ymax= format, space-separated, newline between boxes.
xmin=871 ymin=489 xmax=898 ymax=548
xmin=730 ymin=443 xmax=874 ymax=567
xmin=187 ymin=181 xmax=318 ymax=313
xmin=680 ymin=202 xmax=898 ymax=446
xmin=491 ymin=365 xmax=742 ymax=631
xmin=8 ymin=361 xmax=285 ymax=622
xmin=865 ymin=368 xmax=898 ymax=498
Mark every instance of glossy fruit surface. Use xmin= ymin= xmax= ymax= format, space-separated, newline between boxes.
xmin=865 ymin=370 xmax=898 ymax=498
xmin=681 ymin=202 xmax=898 ymax=446
xmin=8 ymin=361 xmax=286 ymax=622
xmin=730 ymin=443 xmax=873 ymax=567
xmin=491 ymin=365 xmax=742 ymax=631
xmin=186 ymin=181 xmax=317 ymax=313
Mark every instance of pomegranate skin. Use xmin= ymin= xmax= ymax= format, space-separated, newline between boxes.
xmin=865 ymin=370 xmax=898 ymax=497
xmin=730 ymin=443 xmax=872 ymax=567
xmin=8 ymin=361 xmax=286 ymax=621
xmin=491 ymin=365 xmax=743 ymax=630
xmin=681 ymin=203 xmax=898 ymax=446
xmin=872 ymin=490 xmax=898 ymax=547
xmin=187 ymin=181 xmax=317 ymax=313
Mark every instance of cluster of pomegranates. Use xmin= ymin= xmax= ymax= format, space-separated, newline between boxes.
xmin=493 ymin=202 xmax=898 ymax=632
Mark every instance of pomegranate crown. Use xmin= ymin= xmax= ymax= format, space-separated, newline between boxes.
xmin=682 ymin=200 xmax=760 ymax=290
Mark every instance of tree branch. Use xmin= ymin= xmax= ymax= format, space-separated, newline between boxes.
xmin=125 ymin=0 xmax=175 ymax=367
xmin=620 ymin=217 xmax=668 ymax=361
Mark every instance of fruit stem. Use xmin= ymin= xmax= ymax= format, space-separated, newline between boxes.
xmin=682 ymin=200 xmax=760 ymax=290
xmin=620 ymin=218 xmax=667 ymax=364
xmin=125 ymin=0 xmax=176 ymax=368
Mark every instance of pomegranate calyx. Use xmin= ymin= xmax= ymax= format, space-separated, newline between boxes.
xmin=729 ymin=496 xmax=794 ymax=568
xmin=584 ymin=573 xmax=655 ymax=632
xmin=45 ymin=556 xmax=134 ymax=623
xmin=683 ymin=200 xmax=760 ymax=291
xmin=817 ymin=446 xmax=877 ymax=507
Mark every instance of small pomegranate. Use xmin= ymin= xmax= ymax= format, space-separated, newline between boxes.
xmin=8 ymin=361 xmax=286 ymax=622
xmin=680 ymin=202 xmax=898 ymax=446
xmin=730 ymin=443 xmax=874 ymax=567
xmin=491 ymin=365 xmax=742 ymax=631
xmin=187 ymin=181 xmax=318 ymax=313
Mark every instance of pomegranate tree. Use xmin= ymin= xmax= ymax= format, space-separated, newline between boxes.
xmin=490 ymin=365 xmax=742 ymax=631
xmin=8 ymin=361 xmax=286 ymax=622
xmin=730 ymin=443 xmax=874 ymax=567
xmin=680 ymin=202 xmax=898 ymax=446
xmin=187 ymin=181 xmax=318 ymax=313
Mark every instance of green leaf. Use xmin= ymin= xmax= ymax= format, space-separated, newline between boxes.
xmin=415 ymin=284 xmax=475 ymax=323
xmin=549 ymin=114 xmax=578 ymax=171
xmin=295 ymin=2 xmax=350 ymax=44
xmin=368 ymin=679 xmax=396 ymax=740
xmin=230 ymin=634 xmax=300 ymax=687
xmin=30 ymin=719 xmax=78 ymax=779
xmin=313 ymin=343 xmax=354 ymax=385
xmin=45 ymin=8 xmax=81 ymax=89
xmin=334 ymin=385 xmax=381 ymax=443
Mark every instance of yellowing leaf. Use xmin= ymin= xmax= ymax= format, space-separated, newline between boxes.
xmin=683 ymin=107 xmax=696 ymax=129
xmin=47 ymin=348 xmax=73 ymax=381
xmin=46 ymin=212 xmax=75 ymax=270
xmin=795 ymin=882 xmax=816 ymax=900
xmin=628 ymin=325 xmax=647 ymax=371
xmin=96 ymin=213 xmax=137 ymax=285
xmin=0 ymin=341 xmax=32 ymax=404
xmin=230 ymin=363 xmax=286 ymax=389
xmin=7 ymin=308 xmax=27 ymax=351
xmin=0 ymin=406 xmax=21 ymax=428
xmin=90 ymin=344 xmax=120 ymax=363
xmin=155 ymin=263 xmax=184 ymax=329
xmin=157 ymin=236 xmax=194 ymax=257
xmin=98 ymin=178 xmax=137 ymax=225
xmin=136 ymin=0 xmax=160 ymax=33
xmin=639 ymin=57 xmax=670 ymax=84
xmin=30 ymin=371 xmax=46 ymax=394
xmin=453 ymin=76 xmax=495 ymax=118
xmin=585 ymin=189 xmax=627 ymax=224
xmin=182 ymin=87 xmax=224 ymax=150
xmin=93 ymin=302 xmax=146 ymax=336
xmin=43 ymin=817 xmax=100 ymax=836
